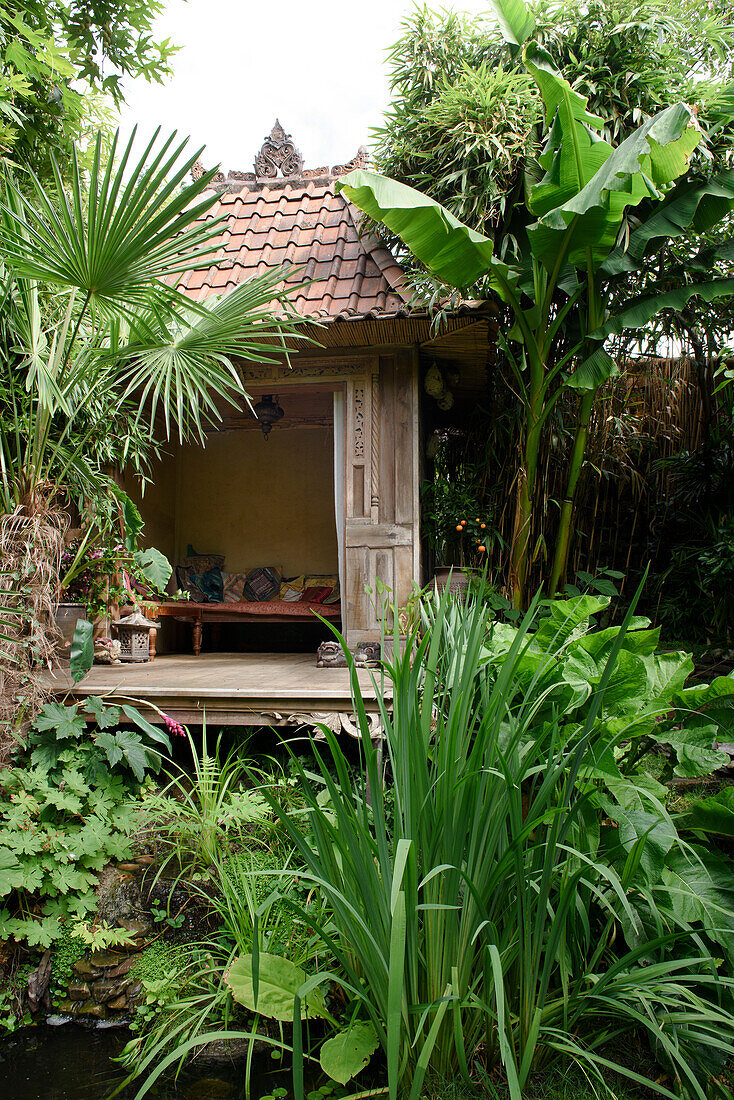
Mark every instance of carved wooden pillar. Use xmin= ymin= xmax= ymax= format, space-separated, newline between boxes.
xmin=370 ymin=368 xmax=380 ymax=523
xmin=343 ymin=353 xmax=420 ymax=646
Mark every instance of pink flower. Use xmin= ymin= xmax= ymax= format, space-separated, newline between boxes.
xmin=162 ymin=713 xmax=186 ymax=738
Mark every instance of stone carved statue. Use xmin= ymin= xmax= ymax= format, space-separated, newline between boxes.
xmin=354 ymin=641 xmax=381 ymax=668
xmin=316 ymin=640 xmax=381 ymax=668
xmin=254 ymin=120 xmax=304 ymax=179
xmin=93 ymin=637 xmax=122 ymax=664
xmin=316 ymin=641 xmax=347 ymax=668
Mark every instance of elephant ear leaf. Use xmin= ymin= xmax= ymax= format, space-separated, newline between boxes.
xmin=676 ymin=787 xmax=734 ymax=838
xmin=653 ymin=723 xmax=730 ymax=778
xmin=673 ymin=673 xmax=734 ymax=737
xmin=320 ymin=1021 xmax=380 ymax=1084
xmin=662 ymin=848 xmax=734 ymax=967
xmin=489 ymin=0 xmax=536 ymax=47
xmin=225 ymin=953 xmax=327 ymax=1021
xmin=133 ymin=547 xmax=171 ymax=592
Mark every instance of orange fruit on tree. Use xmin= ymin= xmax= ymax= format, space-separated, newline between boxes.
xmin=478 ymin=545 xmax=486 ymax=552
xmin=455 ymin=525 xmax=463 ymax=531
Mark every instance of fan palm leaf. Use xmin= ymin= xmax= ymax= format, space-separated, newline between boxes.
xmin=115 ymin=271 xmax=312 ymax=440
xmin=0 ymin=128 xmax=227 ymax=314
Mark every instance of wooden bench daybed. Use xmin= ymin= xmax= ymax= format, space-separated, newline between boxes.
xmin=150 ymin=599 xmax=341 ymax=657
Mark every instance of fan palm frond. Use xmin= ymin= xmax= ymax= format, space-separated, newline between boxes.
xmin=0 ymin=128 xmax=226 ymax=314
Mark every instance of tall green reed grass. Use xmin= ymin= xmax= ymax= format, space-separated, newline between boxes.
xmin=259 ymin=588 xmax=734 ymax=1100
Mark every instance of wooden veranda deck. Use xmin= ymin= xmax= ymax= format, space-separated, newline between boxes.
xmin=48 ymin=652 xmax=386 ymax=731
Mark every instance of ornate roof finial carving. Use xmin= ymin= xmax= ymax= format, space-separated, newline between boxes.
xmin=332 ymin=146 xmax=369 ymax=177
xmin=254 ymin=120 xmax=304 ymax=179
xmin=190 ymin=159 xmax=225 ymax=184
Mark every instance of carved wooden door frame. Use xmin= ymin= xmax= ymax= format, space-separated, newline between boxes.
xmin=242 ymin=356 xmax=379 ymax=643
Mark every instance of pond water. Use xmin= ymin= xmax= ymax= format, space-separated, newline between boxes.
xmin=0 ymin=1023 xmax=283 ymax=1100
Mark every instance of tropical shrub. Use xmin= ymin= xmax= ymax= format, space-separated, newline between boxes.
xmin=340 ymin=0 xmax=734 ymax=606
xmin=123 ymin=763 xmax=328 ymax=1093
xmin=229 ymin=591 xmax=734 ymax=1100
xmin=453 ymin=591 xmax=734 ymax=782
xmin=0 ymin=697 xmax=170 ymax=947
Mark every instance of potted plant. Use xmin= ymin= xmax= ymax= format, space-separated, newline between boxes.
xmin=422 ymin=431 xmax=494 ymax=593
xmin=56 ymin=532 xmax=95 ymax=649
xmin=58 ymin=533 xmax=172 ymax=646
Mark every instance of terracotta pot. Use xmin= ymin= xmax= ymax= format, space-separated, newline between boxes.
xmin=432 ymin=566 xmax=471 ymax=596
xmin=54 ymin=602 xmax=87 ymax=651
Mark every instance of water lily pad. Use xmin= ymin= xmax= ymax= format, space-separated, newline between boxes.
xmin=319 ymin=1021 xmax=379 ymax=1084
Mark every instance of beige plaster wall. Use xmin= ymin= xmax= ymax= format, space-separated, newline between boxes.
xmin=123 ymin=449 xmax=177 ymax=562
xmin=128 ymin=426 xmax=335 ymax=577
xmin=175 ymin=426 xmax=337 ymax=575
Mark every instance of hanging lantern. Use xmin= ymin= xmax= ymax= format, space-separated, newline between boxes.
xmin=112 ymin=608 xmax=159 ymax=662
xmin=253 ymin=394 xmax=284 ymax=439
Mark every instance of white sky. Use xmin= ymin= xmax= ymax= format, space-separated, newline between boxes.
xmin=118 ymin=0 xmax=493 ymax=173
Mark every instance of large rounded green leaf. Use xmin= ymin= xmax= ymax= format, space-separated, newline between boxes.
xmin=320 ymin=1022 xmax=379 ymax=1085
xmin=676 ymin=788 xmax=734 ymax=838
xmin=133 ymin=547 xmax=172 ymax=593
xmin=224 ymin=953 xmax=327 ymax=1021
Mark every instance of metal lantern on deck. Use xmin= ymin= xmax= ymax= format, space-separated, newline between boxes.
xmin=112 ymin=608 xmax=159 ymax=662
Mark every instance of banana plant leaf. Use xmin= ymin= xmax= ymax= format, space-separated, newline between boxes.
xmin=488 ymin=0 xmax=535 ymax=47
xmin=525 ymin=46 xmax=702 ymax=270
xmin=596 ymin=277 xmax=734 ymax=337
xmin=524 ymin=44 xmax=605 ymax=134
xmin=602 ymin=167 xmax=734 ymax=275
xmin=565 ymin=348 xmax=619 ymax=392
xmin=335 ymin=169 xmax=509 ymax=292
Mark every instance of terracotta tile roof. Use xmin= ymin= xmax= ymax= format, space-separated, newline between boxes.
xmin=177 ymin=172 xmax=411 ymax=322
xmin=176 ymin=123 xmax=412 ymax=321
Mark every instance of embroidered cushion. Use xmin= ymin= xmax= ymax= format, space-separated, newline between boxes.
xmin=190 ymin=566 xmax=224 ymax=603
xmin=222 ymin=572 xmax=248 ymax=602
xmin=323 ymin=581 xmax=340 ymax=605
xmin=281 ymin=575 xmax=307 ymax=601
xmin=182 ymin=549 xmax=225 ymax=572
xmin=304 ymin=574 xmax=338 ymax=589
xmin=301 ymin=586 xmax=333 ymax=604
xmin=300 ymin=575 xmax=338 ymax=603
xmin=243 ymin=566 xmax=281 ymax=602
